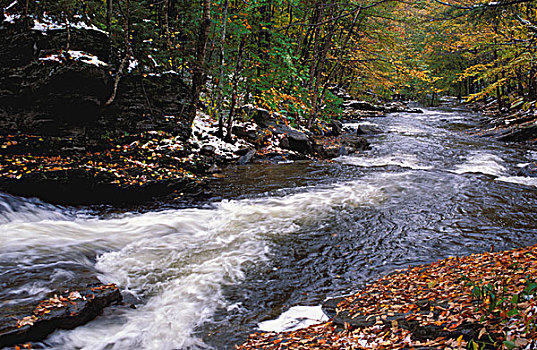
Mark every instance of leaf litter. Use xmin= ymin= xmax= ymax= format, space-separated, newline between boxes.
xmin=237 ymin=245 xmax=537 ymax=349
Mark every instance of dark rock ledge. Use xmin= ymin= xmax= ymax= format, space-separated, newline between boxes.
xmin=0 ymin=284 xmax=121 ymax=348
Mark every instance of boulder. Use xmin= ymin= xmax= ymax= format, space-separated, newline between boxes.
xmin=343 ymin=136 xmax=370 ymax=152
xmin=385 ymin=102 xmax=423 ymax=114
xmin=330 ymin=120 xmax=343 ymax=136
xmin=344 ymin=100 xmax=385 ymax=112
xmin=200 ymin=144 xmax=216 ymax=156
xmin=240 ymin=105 xmax=315 ymax=155
xmin=517 ymin=163 xmax=537 ymax=178
xmin=498 ymin=125 xmax=537 ymax=143
xmin=356 ymin=124 xmax=382 ymax=135
xmin=0 ymin=284 xmax=121 ymax=348
xmin=281 ymin=130 xmax=313 ymax=154
xmin=0 ymin=18 xmax=193 ymax=152
xmin=238 ymin=149 xmax=256 ymax=165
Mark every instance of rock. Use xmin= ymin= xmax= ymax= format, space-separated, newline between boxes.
xmin=356 ymin=124 xmax=382 ymax=135
xmin=238 ymin=149 xmax=256 ymax=165
xmin=517 ymin=164 xmax=537 ymax=177
xmin=330 ymin=120 xmax=343 ymax=136
xmin=343 ymin=110 xmax=387 ymax=118
xmin=0 ymin=284 xmax=121 ymax=348
xmin=344 ymin=136 xmax=370 ymax=152
xmin=200 ymin=144 xmax=216 ymax=156
xmin=385 ymin=102 xmax=423 ymax=114
xmin=206 ymin=164 xmax=221 ymax=174
xmin=0 ymin=170 xmax=200 ymax=206
xmin=344 ymin=100 xmax=385 ymax=112
xmin=498 ymin=125 xmax=537 ymax=143
xmin=282 ymin=130 xmax=313 ymax=154
xmin=0 ymin=19 xmax=193 ymax=152
xmin=326 ymin=298 xmax=479 ymax=343
xmin=240 ymin=105 xmax=315 ymax=155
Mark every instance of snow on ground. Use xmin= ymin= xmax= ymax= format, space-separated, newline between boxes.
xmin=189 ymin=112 xmax=254 ymax=160
xmin=1 ymin=7 xmax=107 ymax=35
xmin=39 ymin=50 xmax=108 ymax=67
xmin=257 ymin=305 xmax=328 ymax=333
xmin=31 ymin=14 xmax=107 ymax=34
xmin=2 ymin=13 xmax=20 ymax=23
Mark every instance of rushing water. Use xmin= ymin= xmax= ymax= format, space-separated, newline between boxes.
xmin=1 ymin=107 xmax=537 ymax=349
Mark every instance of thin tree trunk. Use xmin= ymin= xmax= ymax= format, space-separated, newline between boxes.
xmin=225 ymin=35 xmax=246 ymax=143
xmin=163 ymin=0 xmax=172 ymax=51
xmin=217 ymin=0 xmax=229 ymax=138
xmin=105 ymin=0 xmax=131 ymax=107
xmin=188 ymin=0 xmax=211 ymax=122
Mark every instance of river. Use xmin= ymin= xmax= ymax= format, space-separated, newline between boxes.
xmin=1 ymin=107 xmax=537 ymax=349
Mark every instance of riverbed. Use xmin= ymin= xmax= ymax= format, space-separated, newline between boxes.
xmin=1 ymin=107 xmax=537 ymax=349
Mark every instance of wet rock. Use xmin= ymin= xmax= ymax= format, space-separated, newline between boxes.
xmin=356 ymin=124 xmax=382 ymax=135
xmin=0 ymin=170 xmax=200 ymax=206
xmin=330 ymin=120 xmax=343 ymax=136
xmin=343 ymin=136 xmax=370 ymax=152
xmin=206 ymin=164 xmax=222 ymax=174
xmin=282 ymin=130 xmax=313 ymax=154
xmin=343 ymin=110 xmax=387 ymax=118
xmin=240 ymin=105 xmax=315 ymax=155
xmin=385 ymin=102 xmax=423 ymax=114
xmin=238 ymin=149 xmax=256 ymax=165
xmin=517 ymin=163 xmax=537 ymax=177
xmin=344 ymin=100 xmax=385 ymax=112
xmin=0 ymin=284 xmax=121 ymax=348
xmin=498 ymin=125 xmax=537 ymax=143
xmin=200 ymin=144 xmax=216 ymax=156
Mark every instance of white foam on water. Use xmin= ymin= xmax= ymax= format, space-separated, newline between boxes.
xmin=452 ymin=152 xmax=507 ymax=177
xmin=387 ymin=123 xmax=429 ymax=136
xmin=0 ymin=180 xmax=386 ymax=350
xmin=0 ymin=194 xmax=71 ymax=225
xmin=337 ymin=153 xmax=433 ymax=170
xmin=258 ymin=305 xmax=328 ymax=333
xmin=344 ymin=121 xmax=379 ymax=130
xmin=496 ymin=176 xmax=537 ymax=187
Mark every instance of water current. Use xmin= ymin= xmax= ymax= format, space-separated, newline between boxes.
xmin=1 ymin=107 xmax=537 ymax=349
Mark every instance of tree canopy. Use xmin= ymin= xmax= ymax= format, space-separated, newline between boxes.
xmin=3 ymin=0 xmax=535 ymax=129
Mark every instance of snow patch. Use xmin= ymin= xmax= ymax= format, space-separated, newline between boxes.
xmin=39 ymin=50 xmax=107 ymax=67
xmin=30 ymin=14 xmax=107 ymax=34
xmin=3 ymin=13 xmax=20 ymax=23
xmin=257 ymin=305 xmax=328 ymax=333
xmin=189 ymin=112 xmax=253 ymax=160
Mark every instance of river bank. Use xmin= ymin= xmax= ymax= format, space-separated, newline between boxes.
xmin=237 ymin=244 xmax=537 ymax=349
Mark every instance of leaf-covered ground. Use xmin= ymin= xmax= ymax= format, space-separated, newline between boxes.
xmin=237 ymin=245 xmax=537 ymax=349
xmin=0 ymin=131 xmax=201 ymax=188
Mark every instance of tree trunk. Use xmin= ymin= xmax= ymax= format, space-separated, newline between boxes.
xmin=217 ymin=0 xmax=229 ymax=138
xmin=188 ymin=0 xmax=212 ymax=122
xmin=163 ymin=0 xmax=172 ymax=51
xmin=105 ymin=0 xmax=131 ymax=107
xmin=225 ymin=35 xmax=246 ymax=143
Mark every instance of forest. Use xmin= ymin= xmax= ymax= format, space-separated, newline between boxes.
xmin=1 ymin=0 xmax=537 ymax=349
xmin=3 ymin=0 xmax=536 ymax=132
